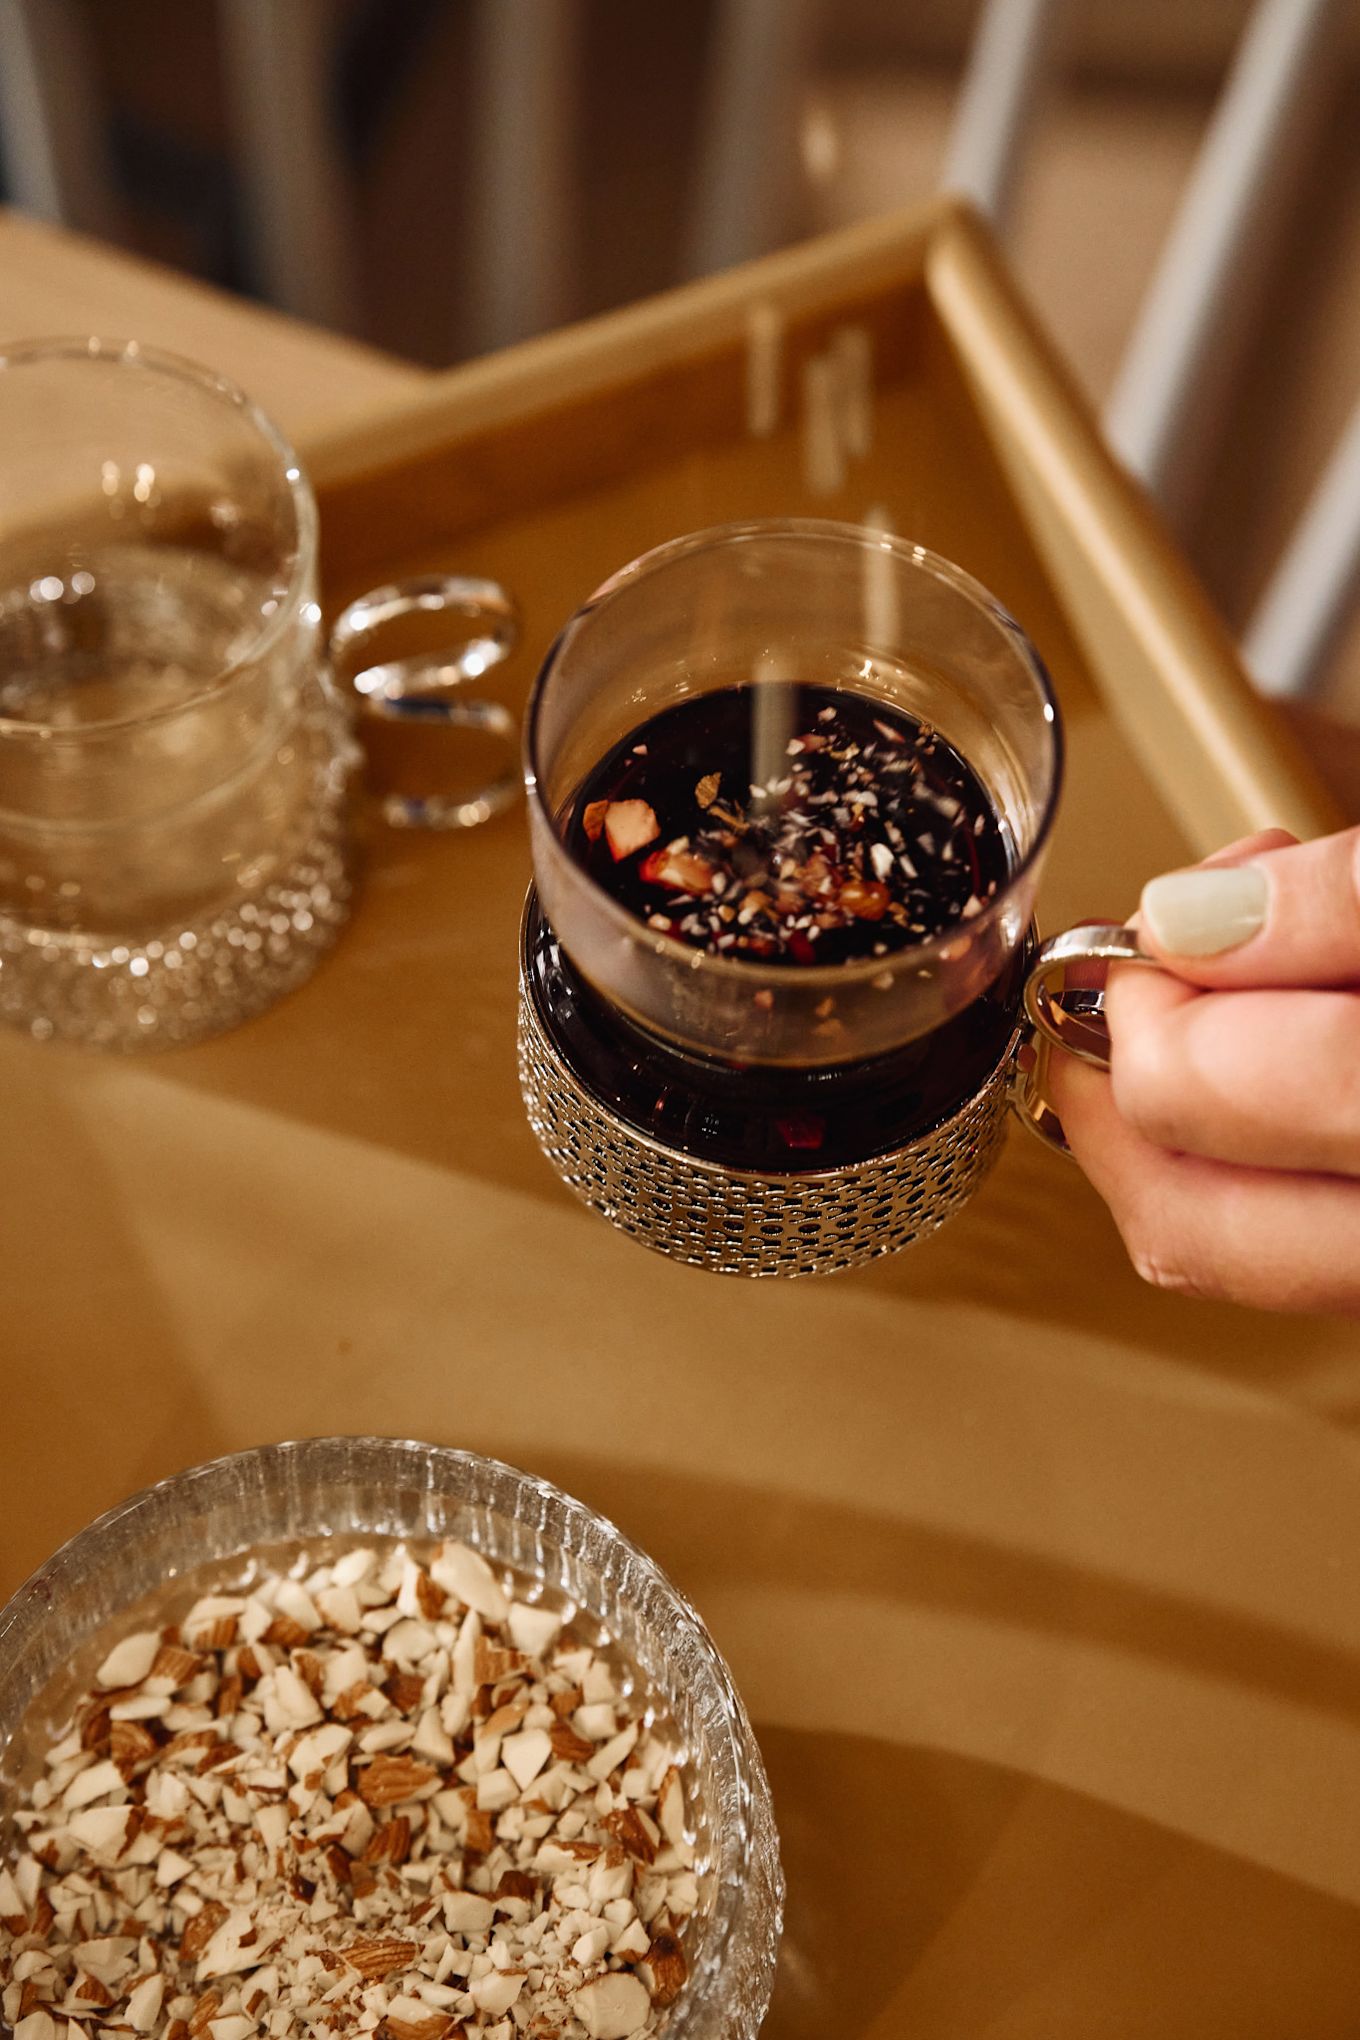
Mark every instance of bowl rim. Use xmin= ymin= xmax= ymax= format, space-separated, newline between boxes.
xmin=0 ymin=1435 xmax=781 ymax=2040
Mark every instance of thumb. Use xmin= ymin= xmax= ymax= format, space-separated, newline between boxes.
xmin=1138 ymin=825 xmax=1360 ymax=989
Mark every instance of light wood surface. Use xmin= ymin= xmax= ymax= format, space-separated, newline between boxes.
xmin=1 ymin=204 xmax=1357 ymax=2039
xmin=0 ymin=207 xmax=423 ymax=444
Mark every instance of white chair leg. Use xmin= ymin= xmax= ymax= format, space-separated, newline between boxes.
xmin=940 ymin=0 xmax=1066 ymax=236
xmin=0 ymin=0 xmax=120 ymax=235
xmin=462 ymin=0 xmax=581 ymax=355
xmin=218 ymin=0 xmax=361 ymax=333
xmin=1244 ymin=397 xmax=1360 ymax=701
xmin=684 ymin=0 xmax=821 ymax=279
xmin=1104 ymin=0 xmax=1345 ymax=518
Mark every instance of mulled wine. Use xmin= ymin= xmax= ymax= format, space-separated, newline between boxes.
xmin=525 ymin=682 xmax=1027 ymax=1172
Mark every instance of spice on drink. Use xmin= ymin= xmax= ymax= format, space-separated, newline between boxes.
xmin=567 ymin=685 xmax=1006 ymax=968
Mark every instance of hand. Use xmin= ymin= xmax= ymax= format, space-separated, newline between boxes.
xmin=1049 ymin=826 xmax=1360 ymax=1315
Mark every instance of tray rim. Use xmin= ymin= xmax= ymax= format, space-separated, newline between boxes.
xmin=305 ymin=195 xmax=1340 ymax=851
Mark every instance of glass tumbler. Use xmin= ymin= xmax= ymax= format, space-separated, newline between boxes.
xmin=520 ymin=520 xmax=1121 ymax=1277
xmin=0 ymin=339 xmax=519 ymax=1049
xmin=0 ymin=1437 xmax=783 ymax=2040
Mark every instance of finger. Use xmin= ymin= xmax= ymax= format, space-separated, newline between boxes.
xmin=1104 ymin=965 xmax=1360 ymax=1176
xmin=1198 ymin=826 xmax=1300 ymax=867
xmin=1062 ymin=835 xmax=1300 ymax=990
xmin=1047 ymin=1054 xmax=1360 ymax=1314
xmin=1137 ymin=826 xmax=1360 ymax=989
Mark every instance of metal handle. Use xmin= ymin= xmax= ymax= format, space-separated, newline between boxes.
xmin=329 ymin=575 xmax=521 ymax=831
xmin=1012 ymin=923 xmax=1155 ymax=1151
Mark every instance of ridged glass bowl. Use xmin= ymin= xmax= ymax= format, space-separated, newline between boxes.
xmin=0 ymin=1436 xmax=783 ymax=2040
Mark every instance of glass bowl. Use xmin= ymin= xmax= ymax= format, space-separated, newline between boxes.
xmin=0 ymin=1436 xmax=783 ymax=2040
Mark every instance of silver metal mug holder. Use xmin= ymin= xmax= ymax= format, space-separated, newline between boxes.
xmin=517 ymin=915 xmax=1149 ymax=1279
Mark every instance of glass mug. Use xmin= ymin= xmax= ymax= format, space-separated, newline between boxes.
xmin=0 ymin=338 xmax=519 ymax=1049
xmin=519 ymin=521 xmax=1139 ymax=1277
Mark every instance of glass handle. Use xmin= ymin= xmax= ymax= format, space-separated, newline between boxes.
xmin=1012 ymin=924 xmax=1155 ymax=1152
xmin=329 ymin=575 xmax=521 ymax=830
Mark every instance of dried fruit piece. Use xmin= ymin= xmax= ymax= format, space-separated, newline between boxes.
xmin=694 ymin=773 xmax=720 ymax=809
xmin=639 ymin=845 xmax=715 ymax=895
xmin=839 ymin=878 xmax=890 ymax=920
xmin=582 ymin=799 xmax=610 ymax=843
xmin=603 ymin=799 xmax=660 ymax=862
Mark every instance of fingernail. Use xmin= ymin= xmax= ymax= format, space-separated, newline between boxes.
xmin=1140 ymin=866 xmax=1268 ymax=956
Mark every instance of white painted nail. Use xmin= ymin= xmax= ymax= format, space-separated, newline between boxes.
xmin=1140 ymin=866 xmax=1268 ymax=956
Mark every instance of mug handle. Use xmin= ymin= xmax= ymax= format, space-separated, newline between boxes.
xmin=328 ymin=575 xmax=521 ymax=831
xmin=1013 ymin=923 xmax=1157 ymax=1151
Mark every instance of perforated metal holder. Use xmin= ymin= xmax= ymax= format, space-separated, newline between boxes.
xmin=517 ymin=933 xmax=1019 ymax=1279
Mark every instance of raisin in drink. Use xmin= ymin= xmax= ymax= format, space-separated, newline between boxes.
xmin=520 ymin=522 xmax=1062 ymax=1271
xmin=527 ymin=682 xmax=1025 ymax=1169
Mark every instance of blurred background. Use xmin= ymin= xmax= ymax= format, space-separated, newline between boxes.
xmin=1 ymin=0 xmax=1358 ymax=725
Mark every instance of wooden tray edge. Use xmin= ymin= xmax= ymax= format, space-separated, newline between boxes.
xmin=305 ymin=195 xmax=1340 ymax=854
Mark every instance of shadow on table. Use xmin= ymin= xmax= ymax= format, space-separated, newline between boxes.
xmin=760 ymin=1728 xmax=1360 ymax=2038
xmin=530 ymin=1456 xmax=1360 ymax=1735
xmin=133 ymin=807 xmax=1358 ymax=1413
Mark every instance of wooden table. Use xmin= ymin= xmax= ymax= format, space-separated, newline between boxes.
xmin=0 ymin=207 xmax=422 ymax=443
xmin=1 ymin=206 xmax=1358 ymax=2040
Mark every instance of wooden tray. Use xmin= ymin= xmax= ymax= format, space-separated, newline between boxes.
xmin=3 ymin=201 xmax=1357 ymax=2038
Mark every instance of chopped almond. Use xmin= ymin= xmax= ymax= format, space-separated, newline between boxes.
xmin=342 ymin=1936 xmax=416 ymax=1980
xmin=357 ymin=1755 xmax=440 ymax=1808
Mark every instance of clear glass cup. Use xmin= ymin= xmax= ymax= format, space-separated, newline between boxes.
xmin=517 ymin=521 xmax=1090 ymax=1272
xmin=526 ymin=521 xmax=1061 ymax=1074
xmin=0 ymin=338 xmax=357 ymax=1047
xmin=0 ymin=1436 xmax=783 ymax=2040
xmin=0 ymin=340 xmax=520 ymax=1051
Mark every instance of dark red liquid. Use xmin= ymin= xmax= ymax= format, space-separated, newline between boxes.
xmin=529 ymin=684 xmax=1024 ymax=1173
xmin=565 ymin=684 xmax=1009 ymax=966
xmin=524 ymin=898 xmax=1025 ymax=1171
